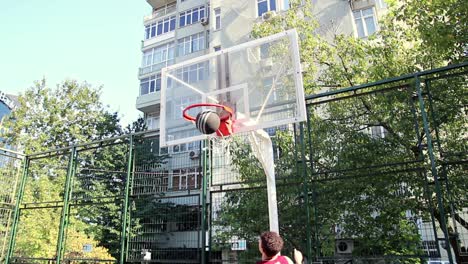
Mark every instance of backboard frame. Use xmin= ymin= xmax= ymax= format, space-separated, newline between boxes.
xmin=160 ymin=29 xmax=306 ymax=147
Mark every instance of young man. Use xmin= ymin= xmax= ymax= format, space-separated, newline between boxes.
xmin=257 ymin=231 xmax=303 ymax=264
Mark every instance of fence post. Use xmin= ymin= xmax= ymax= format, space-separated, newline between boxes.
xmin=201 ymin=139 xmax=209 ymax=264
xmin=299 ymin=122 xmax=313 ymax=263
xmin=5 ymin=157 xmax=29 ymax=264
xmin=56 ymin=148 xmax=77 ymax=264
xmin=120 ymin=135 xmax=134 ymax=264
xmin=306 ymin=109 xmax=320 ymax=260
xmin=415 ymin=76 xmax=454 ymax=263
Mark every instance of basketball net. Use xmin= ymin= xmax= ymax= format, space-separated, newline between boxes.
xmin=248 ymin=129 xmax=279 ymax=233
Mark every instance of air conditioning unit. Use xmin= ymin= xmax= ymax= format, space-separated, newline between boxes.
xmin=262 ymin=11 xmax=277 ymax=21
xmin=200 ymin=17 xmax=209 ymax=26
xmin=335 ymin=239 xmax=353 ymax=255
xmin=189 ymin=150 xmax=200 ymax=159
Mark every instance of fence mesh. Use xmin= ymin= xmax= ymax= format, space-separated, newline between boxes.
xmin=0 ymin=150 xmax=22 ymax=264
xmin=2 ymin=64 xmax=467 ymax=264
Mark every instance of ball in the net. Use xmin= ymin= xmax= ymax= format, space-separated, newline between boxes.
xmin=196 ymin=110 xmax=220 ymax=134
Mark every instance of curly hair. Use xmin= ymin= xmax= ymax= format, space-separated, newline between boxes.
xmin=260 ymin=231 xmax=284 ymax=258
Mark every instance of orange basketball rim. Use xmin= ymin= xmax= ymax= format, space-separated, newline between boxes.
xmin=182 ymin=103 xmax=235 ymax=137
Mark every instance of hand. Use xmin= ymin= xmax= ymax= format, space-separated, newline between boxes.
xmin=293 ymin=248 xmax=303 ymax=264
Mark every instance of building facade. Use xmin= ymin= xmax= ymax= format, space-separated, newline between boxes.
xmin=136 ymin=0 xmax=388 ymax=134
xmin=131 ymin=0 xmax=412 ymax=262
xmin=0 ymin=91 xmax=18 ymax=149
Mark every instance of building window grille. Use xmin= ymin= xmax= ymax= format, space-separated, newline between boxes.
xmin=353 ymin=7 xmax=378 ymax=38
xmin=172 ymin=167 xmax=201 ymax=190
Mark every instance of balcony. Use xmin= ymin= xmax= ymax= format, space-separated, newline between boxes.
xmin=139 ymin=59 xmax=175 ymax=76
xmin=144 ymin=2 xmax=177 ymax=22
xmin=143 ymin=30 xmax=175 ymax=49
xmin=146 ymin=0 xmax=176 ymax=10
xmin=136 ymin=92 xmax=161 ymax=113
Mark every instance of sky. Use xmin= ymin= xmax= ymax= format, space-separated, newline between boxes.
xmin=0 ymin=0 xmax=149 ymax=126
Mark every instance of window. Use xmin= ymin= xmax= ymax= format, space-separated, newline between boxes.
xmin=214 ymin=46 xmax=221 ymax=52
xmin=172 ymin=168 xmax=188 ymax=190
xmin=421 ymin=240 xmax=439 ymax=258
xmin=172 ymin=167 xmax=201 ymax=190
xmin=353 ymin=8 xmax=378 ymax=38
xmin=140 ymin=74 xmax=162 ymax=95
xmin=146 ymin=114 xmax=159 ymax=130
xmin=187 ymin=167 xmax=201 ymax=189
xmin=370 ymin=125 xmax=387 ymax=139
xmin=144 ymin=16 xmax=176 ymax=40
xmin=281 ymin=0 xmax=290 ymax=10
xmin=214 ymin=8 xmax=221 ymax=30
xmin=260 ymin=43 xmax=270 ymax=59
xmin=145 ymin=25 xmax=150 ymax=39
xmin=140 ymin=43 xmax=175 ymax=75
xmin=155 ymin=171 xmax=169 ymax=192
xmin=174 ymin=96 xmax=198 ymax=120
xmin=178 ymin=32 xmax=205 ymax=56
xmin=376 ymin=0 xmax=387 ymax=8
xmin=257 ymin=0 xmax=276 ymax=17
xmin=174 ymin=62 xmax=208 ymax=83
xmin=179 ymin=6 xmax=206 ymax=27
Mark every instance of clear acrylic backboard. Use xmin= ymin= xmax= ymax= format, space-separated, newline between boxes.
xmin=160 ymin=29 xmax=306 ymax=147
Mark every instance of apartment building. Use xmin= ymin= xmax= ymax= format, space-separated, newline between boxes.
xmin=130 ymin=0 xmax=389 ymax=262
xmin=136 ymin=0 xmax=387 ymax=132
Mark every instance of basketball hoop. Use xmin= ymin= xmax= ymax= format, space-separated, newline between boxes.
xmin=183 ymin=103 xmax=234 ymax=137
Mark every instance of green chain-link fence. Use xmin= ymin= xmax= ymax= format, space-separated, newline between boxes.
xmin=1 ymin=63 xmax=466 ymax=264
xmin=0 ymin=148 xmax=23 ymax=264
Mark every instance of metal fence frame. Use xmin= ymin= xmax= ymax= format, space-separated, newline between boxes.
xmin=2 ymin=62 xmax=467 ymax=264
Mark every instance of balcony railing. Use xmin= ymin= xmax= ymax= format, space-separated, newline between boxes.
xmin=144 ymin=3 xmax=177 ymax=22
xmin=139 ymin=59 xmax=175 ymax=76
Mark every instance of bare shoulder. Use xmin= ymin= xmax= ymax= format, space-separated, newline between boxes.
xmin=283 ymin=256 xmax=294 ymax=264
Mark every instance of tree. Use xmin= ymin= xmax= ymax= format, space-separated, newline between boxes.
xmin=2 ymin=79 xmax=127 ymax=261
xmin=215 ymin=0 xmax=467 ymax=262
xmin=4 ymin=79 xmax=122 ymax=154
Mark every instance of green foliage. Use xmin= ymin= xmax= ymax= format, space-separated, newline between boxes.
xmin=391 ymin=0 xmax=467 ymax=63
xmin=1 ymin=79 xmax=141 ymax=260
xmin=217 ymin=0 xmax=467 ymax=261
xmin=3 ymin=79 xmax=122 ymax=154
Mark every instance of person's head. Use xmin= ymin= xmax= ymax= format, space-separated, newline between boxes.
xmin=258 ymin=231 xmax=284 ymax=258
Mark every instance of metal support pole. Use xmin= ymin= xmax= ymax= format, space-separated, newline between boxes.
xmin=120 ymin=135 xmax=134 ymax=264
xmin=299 ymin=122 xmax=313 ymax=263
xmin=425 ymin=80 xmax=459 ymax=241
xmin=306 ymin=110 xmax=320 ymax=259
xmin=5 ymin=157 xmax=29 ymax=264
xmin=201 ymin=139 xmax=209 ymax=264
xmin=56 ymin=148 xmax=77 ymax=264
xmin=415 ymin=76 xmax=454 ymax=263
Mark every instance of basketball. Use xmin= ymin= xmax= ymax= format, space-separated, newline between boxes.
xmin=195 ymin=110 xmax=220 ymax=134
